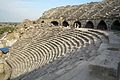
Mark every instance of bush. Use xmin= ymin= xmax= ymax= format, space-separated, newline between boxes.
xmin=0 ymin=27 xmax=15 ymax=35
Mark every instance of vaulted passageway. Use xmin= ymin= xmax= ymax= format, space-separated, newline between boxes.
xmin=73 ymin=21 xmax=81 ymax=28
xmin=41 ymin=21 xmax=44 ymax=23
xmin=62 ymin=21 xmax=69 ymax=27
xmin=85 ymin=21 xmax=94 ymax=29
xmin=51 ymin=21 xmax=59 ymax=26
xmin=97 ymin=20 xmax=107 ymax=30
xmin=111 ymin=20 xmax=120 ymax=31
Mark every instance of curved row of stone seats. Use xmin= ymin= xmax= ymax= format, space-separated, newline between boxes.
xmin=108 ymin=6 xmax=120 ymax=17
xmin=6 ymin=28 xmax=83 ymax=78
xmin=79 ymin=1 xmax=116 ymax=19
xmin=19 ymin=42 xmax=88 ymax=79
xmin=76 ymin=28 xmax=109 ymax=43
xmin=40 ymin=31 xmax=94 ymax=75
xmin=7 ymin=29 xmax=74 ymax=74
xmin=11 ymin=28 xmax=87 ymax=73
xmin=32 ymin=28 xmax=94 ymax=50
xmin=67 ymin=3 xmax=96 ymax=20
xmin=91 ymin=0 xmax=116 ymax=18
xmin=41 ymin=8 xmax=58 ymax=18
xmin=30 ymin=33 xmax=62 ymax=47
xmin=9 ymin=28 xmax=92 ymax=68
xmin=58 ymin=5 xmax=80 ymax=19
xmin=80 ymin=31 xmax=101 ymax=48
xmin=44 ymin=6 xmax=69 ymax=19
xmin=79 ymin=1 xmax=118 ymax=19
xmin=42 ymin=6 xmax=67 ymax=18
xmin=7 ymin=28 xmax=109 ymax=80
xmin=66 ymin=4 xmax=85 ymax=20
xmin=17 ymin=28 xmax=71 ymax=57
xmin=32 ymin=28 xmax=73 ymax=44
xmin=67 ymin=5 xmax=88 ymax=19
xmin=6 ymin=28 xmax=55 ymax=75
xmin=40 ymin=0 xmax=118 ymax=19
xmin=87 ymin=29 xmax=109 ymax=43
xmin=11 ymin=27 xmax=63 ymax=53
xmin=67 ymin=29 xmax=103 ymax=53
xmin=46 ymin=31 xmax=108 ymax=80
xmin=28 ymin=50 xmax=80 ymax=80
xmin=21 ymin=29 xmax=108 ymax=80
xmin=21 ymin=29 xmax=90 ymax=66
xmin=79 ymin=3 xmax=104 ymax=19
xmin=11 ymin=28 xmax=45 ymax=50
xmin=38 ymin=33 xmax=101 ymax=79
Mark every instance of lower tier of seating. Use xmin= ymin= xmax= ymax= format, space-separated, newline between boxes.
xmin=4 ymin=28 xmax=109 ymax=80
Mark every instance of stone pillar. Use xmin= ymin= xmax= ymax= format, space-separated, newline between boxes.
xmin=106 ymin=19 xmax=112 ymax=31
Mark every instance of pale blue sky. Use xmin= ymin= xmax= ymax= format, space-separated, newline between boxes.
xmin=0 ymin=0 xmax=102 ymax=22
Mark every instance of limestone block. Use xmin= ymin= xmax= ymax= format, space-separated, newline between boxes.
xmin=0 ymin=63 xmax=4 ymax=73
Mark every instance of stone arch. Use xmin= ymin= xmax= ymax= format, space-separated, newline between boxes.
xmin=51 ymin=21 xmax=59 ymax=26
xmin=73 ymin=21 xmax=81 ymax=28
xmin=97 ymin=20 xmax=107 ymax=30
xmin=85 ymin=21 xmax=94 ymax=29
xmin=111 ymin=20 xmax=120 ymax=31
xmin=62 ymin=21 xmax=69 ymax=27
xmin=33 ymin=21 xmax=36 ymax=24
xmin=41 ymin=21 xmax=44 ymax=23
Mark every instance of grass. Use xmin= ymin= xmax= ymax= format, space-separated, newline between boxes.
xmin=0 ymin=27 xmax=15 ymax=36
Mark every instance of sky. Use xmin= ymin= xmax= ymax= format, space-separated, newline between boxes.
xmin=0 ymin=0 xmax=102 ymax=22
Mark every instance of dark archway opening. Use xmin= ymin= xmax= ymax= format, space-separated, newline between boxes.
xmin=51 ymin=21 xmax=59 ymax=26
xmin=33 ymin=21 xmax=36 ymax=24
xmin=111 ymin=20 xmax=120 ymax=31
xmin=62 ymin=21 xmax=69 ymax=27
xmin=73 ymin=21 xmax=81 ymax=28
xmin=41 ymin=21 xmax=44 ymax=23
xmin=97 ymin=20 xmax=107 ymax=30
xmin=85 ymin=21 xmax=94 ymax=29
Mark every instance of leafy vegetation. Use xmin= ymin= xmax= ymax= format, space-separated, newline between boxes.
xmin=0 ymin=27 xmax=15 ymax=35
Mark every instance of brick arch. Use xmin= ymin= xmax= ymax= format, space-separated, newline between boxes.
xmin=73 ymin=21 xmax=81 ymax=28
xmin=85 ymin=21 xmax=94 ymax=29
xmin=111 ymin=20 xmax=120 ymax=31
xmin=97 ymin=20 xmax=107 ymax=30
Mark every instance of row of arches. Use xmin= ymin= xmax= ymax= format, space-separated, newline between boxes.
xmin=51 ymin=21 xmax=69 ymax=27
xmin=84 ymin=20 xmax=107 ymax=30
xmin=50 ymin=20 xmax=120 ymax=31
